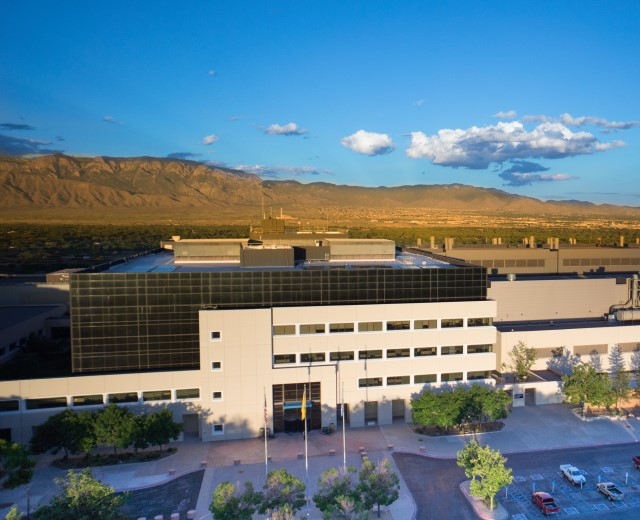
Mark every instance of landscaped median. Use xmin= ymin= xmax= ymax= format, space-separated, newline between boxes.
xmin=459 ymin=480 xmax=508 ymax=520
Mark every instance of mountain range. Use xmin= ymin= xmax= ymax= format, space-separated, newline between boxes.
xmin=1 ymin=154 xmax=638 ymax=224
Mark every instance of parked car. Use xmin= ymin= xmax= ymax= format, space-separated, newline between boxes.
xmin=596 ymin=481 xmax=625 ymax=501
xmin=633 ymin=455 xmax=640 ymax=469
xmin=532 ymin=492 xmax=560 ymax=515
xmin=560 ymin=464 xmax=586 ymax=486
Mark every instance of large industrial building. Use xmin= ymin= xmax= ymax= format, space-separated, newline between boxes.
xmin=1 ymin=226 xmax=640 ymax=444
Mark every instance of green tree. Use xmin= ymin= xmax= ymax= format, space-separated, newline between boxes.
xmin=313 ymin=466 xmax=364 ymax=520
xmin=4 ymin=505 xmax=22 ymax=520
xmin=358 ymin=457 xmax=400 ymax=518
xmin=0 ymin=440 xmax=35 ymax=489
xmin=33 ymin=469 xmax=127 ymax=520
xmin=456 ymin=439 xmax=482 ymax=480
xmin=31 ymin=409 xmax=95 ymax=459
xmin=209 ymin=481 xmax=261 ymax=520
xmin=259 ymin=468 xmax=306 ymax=519
xmin=457 ymin=441 xmax=513 ymax=510
xmin=94 ymin=404 xmax=134 ymax=456
xmin=478 ymin=386 xmax=511 ymax=424
xmin=430 ymin=391 xmax=460 ymax=431
xmin=504 ymin=341 xmax=537 ymax=381
xmin=145 ymin=408 xmax=182 ymax=452
xmin=631 ymin=344 xmax=640 ymax=397
xmin=562 ymin=362 xmax=615 ymax=416
xmin=609 ymin=344 xmax=631 ymax=409
xmin=130 ymin=414 xmax=150 ymax=453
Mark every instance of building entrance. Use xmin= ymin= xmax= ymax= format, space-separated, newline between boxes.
xmin=272 ymin=382 xmax=321 ymax=433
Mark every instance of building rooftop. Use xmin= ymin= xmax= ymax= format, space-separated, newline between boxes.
xmin=495 ymin=316 xmax=638 ymax=332
xmin=0 ymin=305 xmax=66 ymax=330
xmin=102 ymin=249 xmax=460 ymax=274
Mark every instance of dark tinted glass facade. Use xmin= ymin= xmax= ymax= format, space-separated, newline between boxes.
xmin=70 ymin=265 xmax=486 ymax=373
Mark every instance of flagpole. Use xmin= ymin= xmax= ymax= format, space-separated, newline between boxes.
xmin=264 ymin=388 xmax=268 ymax=478
xmin=342 ymin=381 xmax=346 ymax=471
xmin=303 ymin=386 xmax=308 ymax=483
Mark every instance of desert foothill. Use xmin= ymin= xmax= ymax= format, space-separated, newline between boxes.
xmin=2 ymin=1 xmax=640 ymax=519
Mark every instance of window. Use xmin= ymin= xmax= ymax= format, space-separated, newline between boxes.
xmin=330 ymin=351 xmax=354 ymax=361
xmin=387 ymin=320 xmax=410 ymax=331
xmin=212 ymin=423 xmax=224 ymax=435
xmin=414 ymin=347 xmax=437 ymax=357
xmin=210 ymin=331 xmax=221 ymax=341
xmin=329 ymin=322 xmax=354 ymax=333
xmin=300 ymin=323 xmax=325 ymax=334
xmin=0 ymin=400 xmax=19 ymax=413
xmin=387 ymin=376 xmax=410 ymax=386
xmin=414 ymin=319 xmax=437 ymax=329
xmin=441 ymin=318 xmax=463 ymax=328
xmin=468 ymin=317 xmax=493 ymax=327
xmin=467 ymin=371 xmax=490 ymax=380
xmin=300 ymin=352 xmax=326 ymax=363
xmin=441 ymin=345 xmax=463 ymax=356
xmin=386 ymin=348 xmax=410 ymax=358
xmin=467 ymin=344 xmax=492 ymax=354
xmin=274 ymin=325 xmax=295 ymax=335
xmin=414 ymin=374 xmax=437 ymax=384
xmin=359 ymin=349 xmax=383 ymax=360
xmin=274 ymin=354 xmax=296 ymax=364
xmin=211 ymin=361 xmax=222 ymax=370
xmin=358 ymin=377 xmax=383 ymax=388
xmin=25 ymin=397 xmax=67 ymax=410
xmin=440 ymin=372 xmax=463 ymax=382
xmin=72 ymin=395 xmax=103 ymax=406
xmin=108 ymin=392 xmax=138 ymax=404
xmin=358 ymin=321 xmax=382 ymax=332
xmin=176 ymin=388 xmax=200 ymax=400
xmin=212 ymin=391 xmax=223 ymax=400
xmin=142 ymin=390 xmax=171 ymax=402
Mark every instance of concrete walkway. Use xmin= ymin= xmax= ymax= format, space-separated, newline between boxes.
xmin=2 ymin=403 xmax=639 ymax=519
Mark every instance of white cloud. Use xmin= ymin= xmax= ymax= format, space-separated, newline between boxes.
xmin=406 ymin=121 xmax=624 ymax=169
xmin=560 ymin=112 xmax=640 ymax=130
xmin=500 ymin=171 xmax=577 ymax=187
xmin=208 ymin=70 xmax=217 ymax=76
xmin=414 ymin=99 xmax=425 ymax=107
xmin=202 ymin=134 xmax=219 ymax=145
xmin=235 ymin=164 xmax=333 ymax=178
xmin=265 ymin=122 xmax=307 ymax=136
xmin=493 ymin=110 xmax=517 ymax=119
xmin=522 ymin=114 xmax=551 ymax=123
xmin=341 ymin=130 xmax=394 ymax=156
xmin=103 ymin=115 xmax=122 ymax=124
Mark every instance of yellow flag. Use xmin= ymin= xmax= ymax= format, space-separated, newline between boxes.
xmin=301 ymin=387 xmax=306 ymax=421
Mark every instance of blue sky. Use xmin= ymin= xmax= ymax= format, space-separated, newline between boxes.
xmin=1 ymin=1 xmax=639 ymax=205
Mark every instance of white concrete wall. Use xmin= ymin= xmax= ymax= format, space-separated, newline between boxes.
xmin=489 ymin=278 xmax=628 ymax=322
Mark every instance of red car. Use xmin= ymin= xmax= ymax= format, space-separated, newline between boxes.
xmin=532 ymin=492 xmax=560 ymax=516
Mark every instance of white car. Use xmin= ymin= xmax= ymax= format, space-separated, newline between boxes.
xmin=560 ymin=464 xmax=586 ymax=486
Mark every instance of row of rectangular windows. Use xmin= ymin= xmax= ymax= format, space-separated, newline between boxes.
xmin=274 ymin=344 xmax=493 ymax=364
xmin=273 ymin=317 xmax=493 ymax=336
xmin=359 ymin=371 xmax=491 ymax=387
xmin=563 ymin=257 xmax=640 ymax=266
xmin=480 ymin=259 xmax=545 ymax=268
xmin=0 ymin=387 xmax=217 ymax=413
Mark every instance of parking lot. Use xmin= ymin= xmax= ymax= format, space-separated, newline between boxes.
xmin=502 ymin=462 xmax=640 ymax=518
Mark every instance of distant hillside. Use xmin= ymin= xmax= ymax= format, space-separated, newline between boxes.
xmin=1 ymin=154 xmax=639 ymax=224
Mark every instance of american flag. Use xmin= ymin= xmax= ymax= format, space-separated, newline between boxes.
xmin=264 ymin=393 xmax=268 ymax=424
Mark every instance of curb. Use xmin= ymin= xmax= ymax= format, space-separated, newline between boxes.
xmin=459 ymin=480 xmax=508 ymax=520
